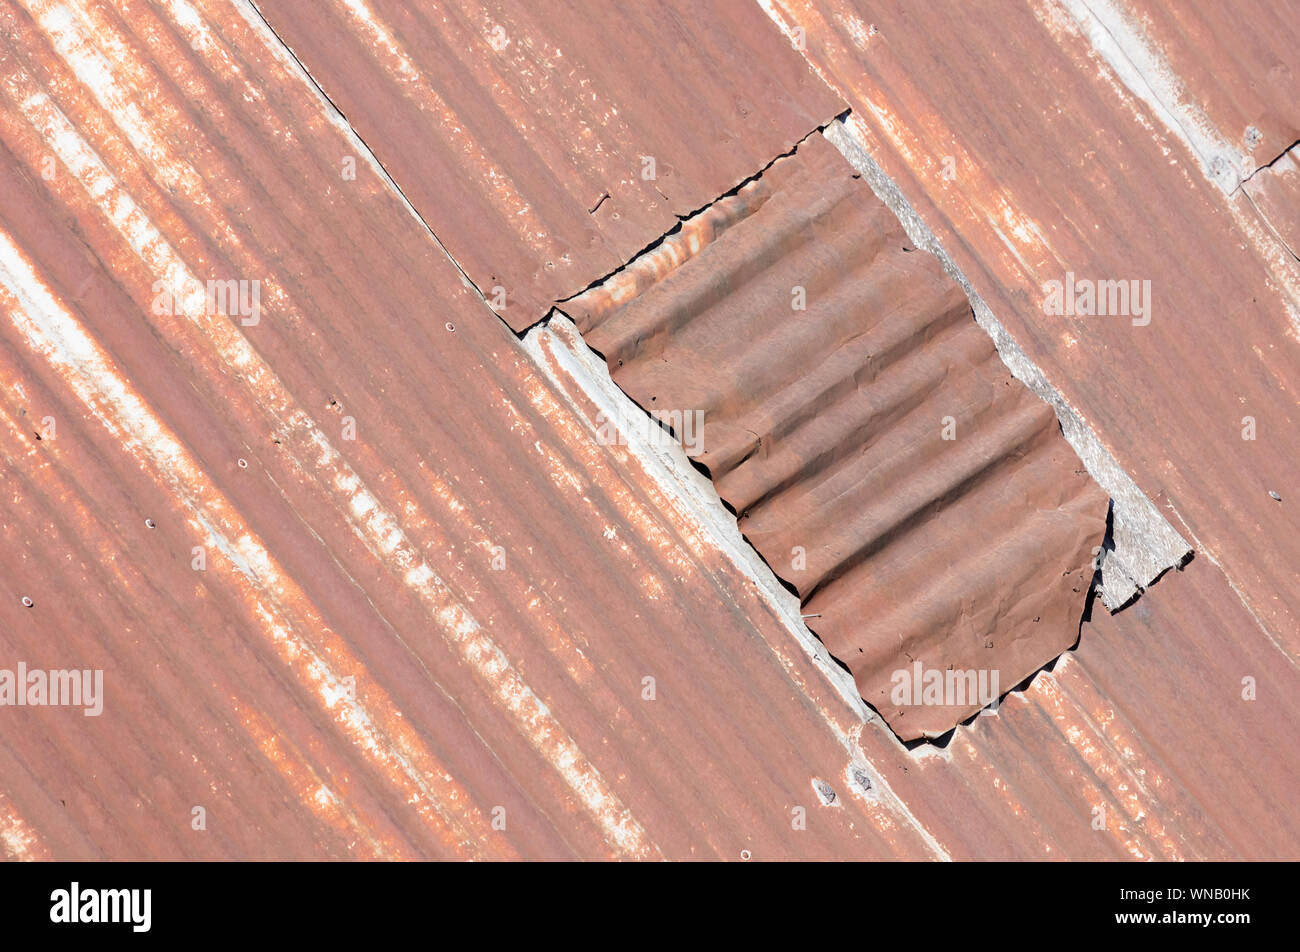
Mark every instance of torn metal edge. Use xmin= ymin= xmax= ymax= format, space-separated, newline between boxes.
xmin=522 ymin=312 xmax=950 ymax=857
xmin=822 ymin=118 xmax=1192 ymax=611
xmin=525 ymin=128 xmax=1126 ymax=749
xmin=522 ymin=313 xmax=869 ymax=717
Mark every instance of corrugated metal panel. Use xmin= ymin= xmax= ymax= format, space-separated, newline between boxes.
xmin=251 ymin=0 xmax=845 ymax=329
xmin=564 ymin=132 xmax=1107 ymax=740
xmin=763 ymin=0 xmax=1300 ymax=655
xmin=0 ymin=0 xmax=947 ymax=860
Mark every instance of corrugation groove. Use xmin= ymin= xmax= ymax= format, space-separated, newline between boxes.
xmin=564 ymin=132 xmax=1107 ymax=740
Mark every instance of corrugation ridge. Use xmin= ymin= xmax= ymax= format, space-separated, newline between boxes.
xmin=797 ymin=397 xmax=1064 ymax=605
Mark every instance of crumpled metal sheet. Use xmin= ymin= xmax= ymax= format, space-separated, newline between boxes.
xmin=764 ymin=0 xmax=1300 ymax=658
xmin=250 ymin=0 xmax=844 ymax=329
xmin=564 ymin=133 xmax=1107 ymax=740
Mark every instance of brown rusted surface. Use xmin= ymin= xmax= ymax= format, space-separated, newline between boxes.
xmin=765 ymin=0 xmax=1300 ymax=657
xmin=564 ymin=133 xmax=1107 ymax=740
xmin=0 ymin=0 xmax=951 ymax=861
xmin=250 ymin=0 xmax=844 ymax=330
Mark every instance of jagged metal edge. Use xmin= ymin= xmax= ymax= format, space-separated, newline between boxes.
xmin=823 ymin=119 xmax=1191 ymax=610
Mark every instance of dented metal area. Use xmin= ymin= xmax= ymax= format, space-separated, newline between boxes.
xmin=0 ymin=0 xmax=1297 ymax=862
xmin=563 ymin=132 xmax=1107 ymax=740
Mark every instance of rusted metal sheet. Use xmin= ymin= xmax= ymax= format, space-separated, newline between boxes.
xmin=0 ymin=0 xmax=950 ymax=861
xmin=763 ymin=0 xmax=1300 ymax=659
xmin=2 ymin=0 xmax=1297 ymax=863
xmin=564 ymin=132 xmax=1107 ymax=740
xmin=250 ymin=0 xmax=844 ymax=330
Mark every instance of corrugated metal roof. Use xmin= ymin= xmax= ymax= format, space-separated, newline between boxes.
xmin=1 ymin=0 xmax=1296 ymax=862
xmin=563 ymin=131 xmax=1107 ymax=740
xmin=251 ymin=0 xmax=845 ymax=328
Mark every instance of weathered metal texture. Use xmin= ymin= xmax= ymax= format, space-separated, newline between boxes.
xmin=855 ymin=556 xmax=1300 ymax=860
xmin=0 ymin=0 xmax=957 ymax=861
xmin=250 ymin=0 xmax=845 ymax=330
xmin=1244 ymin=143 xmax=1300 ymax=261
xmin=564 ymin=133 xmax=1107 ymax=741
xmin=1 ymin=0 xmax=1296 ymax=865
xmin=763 ymin=0 xmax=1300 ymax=661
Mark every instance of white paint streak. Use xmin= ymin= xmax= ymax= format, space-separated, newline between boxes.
xmin=1052 ymin=0 xmax=1247 ymax=192
xmin=7 ymin=16 xmax=653 ymax=858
